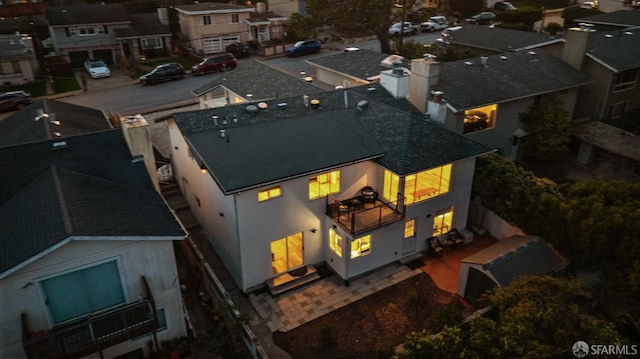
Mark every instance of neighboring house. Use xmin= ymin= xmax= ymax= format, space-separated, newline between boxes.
xmin=0 ymin=32 xmax=37 ymax=84
xmin=444 ymin=25 xmax=566 ymax=58
xmin=0 ymin=104 xmax=188 ymax=358
xmin=574 ymin=9 xmax=640 ymax=31
xmin=175 ymin=2 xmax=254 ymax=55
xmin=573 ymin=119 xmax=640 ymax=180
xmin=247 ymin=2 xmax=287 ymax=43
xmin=114 ymin=10 xmax=173 ymax=60
xmin=265 ymin=0 xmax=308 ymax=17
xmin=307 ymin=49 xmax=407 ymax=88
xmin=165 ymin=83 xmax=493 ymax=294
xmin=456 ymin=235 xmax=566 ymax=303
xmin=564 ymin=25 xmax=640 ymax=121
xmin=45 ymin=4 xmax=172 ymax=67
xmin=192 ymin=59 xmax=325 ymax=109
xmin=306 ymin=44 xmax=589 ymax=160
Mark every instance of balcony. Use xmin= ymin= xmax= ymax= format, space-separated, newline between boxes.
xmin=326 ymin=192 xmax=406 ymax=235
xmin=22 ymin=277 xmax=158 ymax=359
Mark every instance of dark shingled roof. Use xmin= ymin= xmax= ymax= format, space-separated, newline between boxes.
xmin=0 ymin=130 xmax=186 ymax=277
xmin=45 ymin=4 xmax=130 ymax=26
xmin=586 ymin=26 xmax=640 ymax=72
xmin=192 ymin=60 xmax=325 ymax=98
xmin=576 ymin=9 xmax=640 ymax=28
xmin=306 ymin=49 xmax=406 ymax=81
xmin=573 ymin=120 xmax=640 ymax=161
xmin=462 ymin=235 xmax=565 ymax=286
xmin=175 ymin=3 xmax=253 ymax=13
xmin=115 ymin=13 xmax=171 ymax=38
xmin=448 ymin=25 xmax=564 ymax=52
xmin=434 ymin=49 xmax=592 ymax=111
xmin=0 ymin=99 xmax=112 ymax=148
xmin=173 ymin=84 xmax=493 ymax=194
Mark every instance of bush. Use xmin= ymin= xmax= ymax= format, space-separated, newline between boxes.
xmin=545 ymin=22 xmax=563 ymax=34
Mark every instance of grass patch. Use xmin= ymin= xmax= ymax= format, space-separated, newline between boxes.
xmin=52 ymin=74 xmax=81 ymax=93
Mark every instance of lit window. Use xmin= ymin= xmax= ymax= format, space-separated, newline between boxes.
xmin=258 ymin=186 xmax=282 ymax=202
xmin=404 ymin=164 xmax=451 ymax=205
xmin=203 ymin=15 xmax=212 ymax=25
xmin=464 ymin=104 xmax=497 ymax=134
xmin=351 ymin=235 xmax=371 ymax=258
xmin=309 ymin=170 xmax=340 ymax=200
xmin=432 ymin=207 xmax=453 ymax=236
xmin=404 ymin=219 xmax=415 ymax=238
xmin=383 ymin=170 xmax=399 ymax=203
xmin=329 ymin=228 xmax=342 ymax=257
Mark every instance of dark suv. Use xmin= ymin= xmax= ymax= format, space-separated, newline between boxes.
xmin=191 ymin=53 xmax=237 ymax=75
xmin=0 ymin=91 xmax=32 ymax=112
xmin=140 ymin=63 xmax=185 ymax=85
xmin=226 ymin=42 xmax=250 ymax=58
xmin=286 ymin=39 xmax=321 ymax=57
xmin=465 ymin=12 xmax=496 ymax=25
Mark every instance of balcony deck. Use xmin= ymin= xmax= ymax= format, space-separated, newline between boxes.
xmin=326 ymin=194 xmax=405 ymax=235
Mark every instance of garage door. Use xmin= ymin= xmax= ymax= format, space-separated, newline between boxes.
xmin=202 ymin=37 xmax=222 ymax=54
xmin=68 ymin=51 xmax=89 ymax=69
xmin=93 ymin=49 xmax=114 ymax=65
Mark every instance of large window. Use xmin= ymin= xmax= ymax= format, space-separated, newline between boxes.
xmin=309 ymin=170 xmax=340 ymax=200
xmin=231 ymin=14 xmax=240 ymax=23
xmin=404 ymin=219 xmax=416 ymax=238
xmin=351 ymin=235 xmax=371 ymax=258
xmin=404 ymin=164 xmax=451 ymax=205
xmin=203 ymin=15 xmax=212 ymax=25
xmin=258 ymin=186 xmax=281 ymax=202
xmin=383 ymin=169 xmax=399 ymax=202
xmin=41 ymin=260 xmax=125 ymax=324
xmin=141 ymin=37 xmax=163 ymax=50
xmin=613 ymin=69 xmax=637 ymax=92
xmin=464 ymin=104 xmax=497 ymax=134
xmin=329 ymin=228 xmax=342 ymax=257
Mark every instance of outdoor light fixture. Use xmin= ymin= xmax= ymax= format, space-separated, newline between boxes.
xmin=200 ymin=164 xmax=207 ymax=174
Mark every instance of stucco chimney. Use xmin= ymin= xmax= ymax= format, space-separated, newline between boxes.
xmin=157 ymin=7 xmax=169 ymax=25
xmin=121 ymin=114 xmax=160 ymax=192
xmin=407 ymin=57 xmax=441 ymax=113
xmin=562 ymin=23 xmax=596 ymax=71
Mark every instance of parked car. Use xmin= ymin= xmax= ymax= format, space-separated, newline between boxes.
xmin=465 ymin=12 xmax=496 ymax=25
xmin=494 ymin=1 xmax=517 ymax=11
xmin=226 ymin=42 xmax=250 ymax=58
xmin=286 ymin=39 xmax=322 ymax=57
xmin=581 ymin=0 xmax=599 ymax=9
xmin=0 ymin=90 xmax=32 ymax=112
xmin=84 ymin=59 xmax=111 ymax=79
xmin=140 ymin=63 xmax=185 ymax=85
xmin=388 ymin=22 xmax=418 ymax=36
xmin=191 ymin=53 xmax=238 ymax=75
xmin=441 ymin=26 xmax=462 ymax=39
xmin=419 ymin=16 xmax=449 ymax=32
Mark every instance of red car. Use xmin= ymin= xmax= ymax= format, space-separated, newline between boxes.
xmin=191 ymin=53 xmax=237 ymax=75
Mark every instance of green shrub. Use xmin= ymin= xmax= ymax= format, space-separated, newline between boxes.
xmin=545 ymin=22 xmax=563 ymax=34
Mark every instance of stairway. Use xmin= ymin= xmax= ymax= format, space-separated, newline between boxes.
xmin=266 ymin=265 xmax=321 ymax=296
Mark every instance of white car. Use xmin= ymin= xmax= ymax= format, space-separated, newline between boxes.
xmin=420 ymin=16 xmax=449 ymax=32
xmin=84 ymin=59 xmax=111 ymax=79
xmin=388 ymin=22 xmax=418 ymax=36
xmin=581 ymin=0 xmax=599 ymax=9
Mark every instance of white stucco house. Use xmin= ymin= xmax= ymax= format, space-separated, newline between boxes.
xmin=165 ymin=80 xmax=493 ymax=294
xmin=0 ymin=106 xmax=188 ymax=358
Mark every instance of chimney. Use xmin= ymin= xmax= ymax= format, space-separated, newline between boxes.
xmin=157 ymin=7 xmax=169 ymax=25
xmin=121 ymin=115 xmax=159 ymax=192
xmin=407 ymin=57 xmax=441 ymax=113
xmin=562 ymin=23 xmax=596 ymax=71
xmin=427 ymin=91 xmax=447 ymax=124
xmin=380 ymin=61 xmax=410 ymax=99
xmin=256 ymin=1 xmax=267 ymax=14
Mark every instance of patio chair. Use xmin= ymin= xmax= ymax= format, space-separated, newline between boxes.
xmin=428 ymin=237 xmax=443 ymax=257
xmin=361 ymin=186 xmax=378 ymax=207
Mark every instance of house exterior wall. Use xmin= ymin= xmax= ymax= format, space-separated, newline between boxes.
xmin=0 ymin=240 xmax=185 ymax=359
xmin=266 ymin=0 xmax=307 ymax=17
xmin=178 ymin=10 xmax=253 ymax=55
xmin=575 ymin=60 xmax=613 ymax=119
xmin=315 ymin=68 xmax=370 ymax=89
xmin=167 ymin=119 xmax=244 ymax=288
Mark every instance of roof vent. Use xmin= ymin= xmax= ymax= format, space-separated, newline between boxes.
xmin=605 ymin=34 xmax=613 ymax=38
xmin=49 ymin=113 xmax=60 ymax=125
xmin=464 ymin=61 xmax=472 ymax=66
xmin=624 ymin=31 xmax=633 ymax=36
xmin=480 ymin=56 xmax=488 ymax=67
xmin=258 ymin=102 xmax=268 ymax=109
xmin=34 ymin=108 xmax=48 ymax=122
xmin=277 ymin=102 xmax=288 ymax=108
xmin=219 ymin=129 xmax=226 ymax=138
xmin=245 ymin=104 xmax=258 ymax=113
xmin=356 ymin=100 xmax=369 ymax=111
xmin=310 ymin=99 xmax=320 ymax=109
xmin=303 ymin=94 xmax=309 ymax=107
xmin=392 ymin=60 xmax=404 ymax=76
xmin=500 ymin=55 xmax=508 ymax=60
xmin=528 ymin=51 xmax=537 ymax=56
xmin=424 ymin=53 xmax=437 ymax=60
xmin=367 ymin=86 xmax=376 ymax=93
xmin=51 ymin=141 xmax=67 ymax=150
xmin=212 ymin=115 xmax=219 ymax=125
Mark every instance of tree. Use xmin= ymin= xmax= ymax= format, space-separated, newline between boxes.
xmin=400 ymin=276 xmax=623 ymax=359
xmin=519 ymin=96 xmax=571 ymax=161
